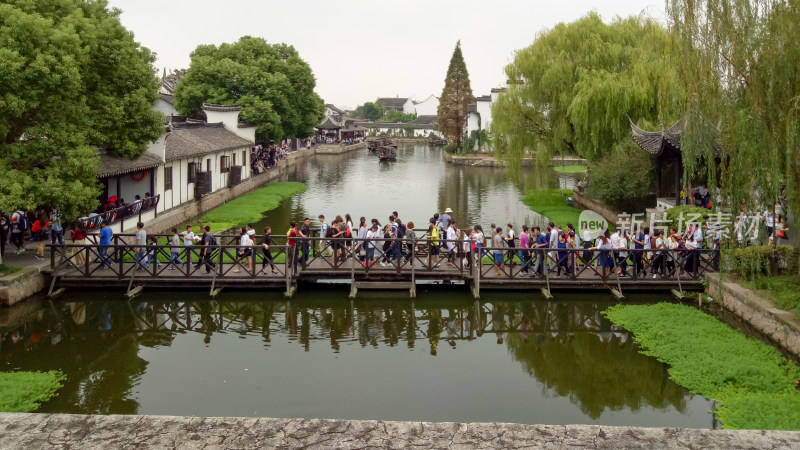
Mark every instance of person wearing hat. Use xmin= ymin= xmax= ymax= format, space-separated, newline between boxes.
xmin=441 ymin=208 xmax=453 ymax=229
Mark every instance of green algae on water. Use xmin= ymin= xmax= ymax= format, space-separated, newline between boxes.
xmin=603 ymin=303 xmax=800 ymax=430
xmin=0 ymin=371 xmax=65 ymax=412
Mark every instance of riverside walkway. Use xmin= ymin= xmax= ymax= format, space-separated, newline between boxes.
xmin=45 ymin=234 xmax=717 ymax=299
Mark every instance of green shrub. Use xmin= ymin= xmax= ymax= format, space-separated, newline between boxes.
xmin=443 ymin=143 xmax=457 ymax=154
xmin=603 ymin=303 xmax=800 ymax=430
xmin=722 ymin=245 xmax=793 ymax=280
xmin=587 ymin=147 xmax=653 ymax=210
xmin=0 ymin=371 xmax=65 ymax=412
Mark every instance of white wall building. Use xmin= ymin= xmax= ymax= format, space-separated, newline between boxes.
xmin=411 ymin=95 xmax=439 ymax=117
xmin=95 ymin=104 xmax=255 ymax=231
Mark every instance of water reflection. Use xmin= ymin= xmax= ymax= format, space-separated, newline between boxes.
xmin=0 ymin=294 xmax=703 ymax=424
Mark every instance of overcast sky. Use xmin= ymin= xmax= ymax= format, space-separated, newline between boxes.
xmin=108 ymin=0 xmax=664 ymax=110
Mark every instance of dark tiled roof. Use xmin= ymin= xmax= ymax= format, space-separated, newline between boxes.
xmin=159 ymin=93 xmax=175 ymax=105
xmin=363 ymin=122 xmax=436 ymax=130
xmin=630 ymin=118 xmax=722 ymax=158
xmin=316 ymin=117 xmax=341 ymax=129
xmin=408 ymin=115 xmax=437 ymax=126
xmin=326 ymin=104 xmax=344 ymax=114
xmin=98 ymin=151 xmax=163 ymax=178
xmin=202 ymin=103 xmax=242 ymax=112
xmin=490 ymin=88 xmax=506 ymax=93
xmin=468 ymin=102 xmax=477 ymax=113
xmin=165 ymin=123 xmax=253 ymax=161
xmin=475 ymin=95 xmax=491 ymax=102
xmin=376 ymin=97 xmax=408 ymax=108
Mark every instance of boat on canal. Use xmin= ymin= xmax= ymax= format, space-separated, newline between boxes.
xmin=369 ymin=137 xmax=396 ymax=153
xmin=379 ymin=146 xmax=396 ymax=161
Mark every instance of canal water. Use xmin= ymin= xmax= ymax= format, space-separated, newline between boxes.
xmin=0 ymin=145 xmax=716 ymax=426
xmin=1 ymin=292 xmax=714 ymax=427
xmin=256 ymin=144 xmax=578 ymax=233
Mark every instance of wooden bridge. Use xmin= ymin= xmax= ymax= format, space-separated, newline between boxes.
xmin=46 ymin=234 xmax=717 ymax=300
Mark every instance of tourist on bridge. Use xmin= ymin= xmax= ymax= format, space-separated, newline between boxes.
xmin=168 ymin=228 xmax=183 ymax=270
xmin=519 ymin=226 xmax=531 ymax=275
xmin=404 ymin=221 xmax=416 ymax=263
xmin=445 ymin=220 xmax=458 ymax=267
xmin=234 ymin=226 xmax=253 ymax=273
xmin=318 ymin=215 xmax=329 ymax=256
xmin=258 ymin=226 xmax=278 ymax=275
xmin=198 ymin=226 xmax=217 ymax=275
xmin=287 ymin=222 xmax=298 ymax=270
xmin=134 ymin=222 xmax=147 ymax=270
xmin=357 ymin=217 xmax=368 ymax=262
xmin=492 ymin=227 xmax=505 ymax=277
xmin=98 ymin=222 xmax=113 ymax=269
xmin=180 ymin=225 xmax=199 ymax=266
xmin=505 ymin=224 xmax=516 ymax=267
xmin=365 ymin=224 xmax=378 ymax=266
xmin=298 ymin=218 xmax=311 ymax=268
xmin=423 ymin=218 xmax=440 ymax=268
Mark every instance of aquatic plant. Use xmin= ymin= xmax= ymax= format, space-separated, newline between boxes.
xmin=0 ymin=371 xmax=65 ymax=412
xmin=603 ymin=303 xmax=800 ymax=430
xmin=201 ymin=182 xmax=307 ymax=232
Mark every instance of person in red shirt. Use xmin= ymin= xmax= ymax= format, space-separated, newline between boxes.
xmin=287 ymin=221 xmax=298 ymax=270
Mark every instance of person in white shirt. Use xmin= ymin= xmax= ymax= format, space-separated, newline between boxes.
xmin=548 ymin=222 xmax=558 ymax=269
xmin=446 ymin=220 xmax=458 ymax=266
xmin=180 ymin=225 xmax=200 ymax=266
xmin=615 ymin=231 xmax=629 ymax=276
xmin=365 ymin=224 xmax=378 ymax=266
xmin=234 ymin=226 xmax=253 ymax=272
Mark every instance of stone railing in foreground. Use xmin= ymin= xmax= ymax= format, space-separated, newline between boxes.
xmin=1 ymin=413 xmax=798 ymax=449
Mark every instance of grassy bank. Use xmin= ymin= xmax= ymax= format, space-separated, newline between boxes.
xmin=521 ymin=188 xmax=582 ymax=227
xmin=603 ymin=303 xmax=800 ymax=430
xmin=552 ymin=165 xmax=586 ymax=173
xmin=744 ymin=275 xmax=800 ymax=316
xmin=200 ymin=182 xmax=307 ymax=232
xmin=0 ymin=371 xmax=65 ymax=412
xmin=0 ymin=264 xmax=21 ymax=276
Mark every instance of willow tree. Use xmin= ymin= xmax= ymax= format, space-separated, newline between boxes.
xmin=437 ymin=41 xmax=473 ymax=150
xmin=667 ymin=0 xmax=800 ymax=221
xmin=491 ymin=13 xmax=682 ymax=169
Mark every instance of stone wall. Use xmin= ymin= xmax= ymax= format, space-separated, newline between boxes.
xmin=0 ymin=413 xmax=798 ymax=449
xmin=706 ymin=273 xmax=800 ymax=357
xmin=443 ymin=152 xmax=586 ymax=167
xmin=0 ymin=266 xmax=47 ymax=307
xmin=314 ymin=142 xmax=366 ymax=155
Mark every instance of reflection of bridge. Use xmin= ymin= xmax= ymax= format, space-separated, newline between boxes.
xmin=47 ymin=234 xmax=715 ymax=299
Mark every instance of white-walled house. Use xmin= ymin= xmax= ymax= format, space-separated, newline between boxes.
xmin=412 ymin=95 xmax=439 ymax=117
xmin=93 ymin=103 xmax=255 ymax=231
xmin=376 ymin=97 xmax=410 ymax=113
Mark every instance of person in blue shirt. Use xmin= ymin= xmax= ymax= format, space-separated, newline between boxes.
xmin=98 ymin=221 xmax=113 ymax=269
xmin=532 ymin=227 xmax=549 ymax=276
xmin=631 ymin=226 xmax=647 ymax=277
xmin=556 ymin=233 xmax=570 ymax=276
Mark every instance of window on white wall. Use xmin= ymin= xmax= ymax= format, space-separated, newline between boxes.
xmin=188 ymin=162 xmax=197 ymax=183
xmin=164 ymin=166 xmax=173 ymax=191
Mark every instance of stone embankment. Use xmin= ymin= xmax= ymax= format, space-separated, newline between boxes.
xmin=1 ymin=413 xmax=799 ymax=449
xmin=706 ymin=273 xmax=800 ymax=357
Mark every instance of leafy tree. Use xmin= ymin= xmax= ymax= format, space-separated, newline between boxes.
xmin=437 ymin=41 xmax=473 ymax=149
xmin=174 ymin=36 xmax=325 ymax=141
xmin=588 ymin=145 xmax=654 ymax=211
xmin=379 ymin=109 xmax=416 ymax=123
xmin=491 ymin=13 xmax=682 ymax=169
xmin=0 ymin=0 xmax=164 ymax=220
xmin=361 ymin=102 xmax=385 ymax=121
xmin=666 ymin=0 xmax=800 ymax=222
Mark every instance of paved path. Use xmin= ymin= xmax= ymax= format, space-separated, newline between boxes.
xmin=0 ymin=413 xmax=799 ymax=449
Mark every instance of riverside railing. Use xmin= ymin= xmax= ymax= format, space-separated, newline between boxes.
xmin=76 ymin=195 xmax=161 ymax=232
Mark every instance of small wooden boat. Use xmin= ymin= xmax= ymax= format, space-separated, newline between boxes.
xmin=379 ymin=146 xmax=397 ymax=161
xmin=429 ymin=138 xmax=447 ymax=146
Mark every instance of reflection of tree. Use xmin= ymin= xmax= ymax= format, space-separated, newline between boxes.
xmin=1 ymin=296 xmax=692 ymax=418
xmin=505 ymin=331 xmax=687 ymax=419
